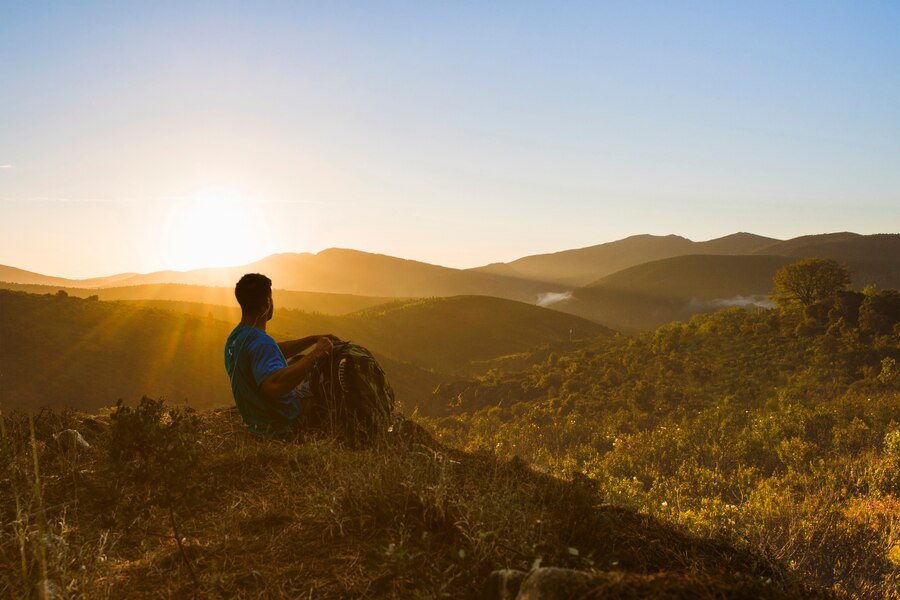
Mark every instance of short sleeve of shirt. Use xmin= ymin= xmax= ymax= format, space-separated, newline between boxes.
xmin=247 ymin=334 xmax=288 ymax=387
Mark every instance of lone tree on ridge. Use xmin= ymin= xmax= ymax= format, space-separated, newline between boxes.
xmin=772 ymin=258 xmax=851 ymax=307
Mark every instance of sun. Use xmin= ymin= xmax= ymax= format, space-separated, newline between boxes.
xmin=161 ymin=188 xmax=272 ymax=271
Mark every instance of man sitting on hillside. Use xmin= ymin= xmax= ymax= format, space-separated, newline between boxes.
xmin=224 ymin=273 xmax=338 ymax=437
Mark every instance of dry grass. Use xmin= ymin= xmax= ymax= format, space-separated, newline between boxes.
xmin=1 ymin=407 xmax=836 ymax=599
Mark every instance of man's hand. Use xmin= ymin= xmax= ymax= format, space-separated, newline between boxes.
xmin=313 ymin=336 xmax=334 ymax=358
xmin=262 ymin=336 xmax=334 ymax=399
xmin=277 ymin=333 xmax=341 ymax=358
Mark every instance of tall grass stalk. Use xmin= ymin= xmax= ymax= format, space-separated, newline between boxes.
xmin=29 ymin=413 xmax=50 ymax=599
xmin=1 ymin=413 xmax=30 ymax=589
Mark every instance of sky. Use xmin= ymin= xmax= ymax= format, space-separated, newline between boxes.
xmin=1 ymin=1 xmax=899 ymax=278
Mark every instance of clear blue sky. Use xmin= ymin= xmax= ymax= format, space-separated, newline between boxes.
xmin=1 ymin=1 xmax=898 ymax=276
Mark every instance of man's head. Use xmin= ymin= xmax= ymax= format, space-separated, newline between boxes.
xmin=235 ymin=273 xmax=273 ymax=322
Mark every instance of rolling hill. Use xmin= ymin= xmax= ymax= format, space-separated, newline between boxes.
xmin=0 ymin=290 xmax=454 ymax=413
xmin=1 ymin=249 xmax=565 ymax=304
xmin=324 ymin=295 xmax=612 ymax=375
xmin=0 ymin=290 xmax=234 ymax=412
xmin=91 ymin=249 xmax=563 ymax=301
xmin=4 ymin=232 xmax=898 ymax=333
xmin=586 ymin=254 xmax=794 ymax=299
xmin=0 ymin=264 xmax=137 ymax=288
xmin=0 ymin=281 xmax=398 ymax=316
xmin=0 ymin=290 xmax=605 ymax=414
xmin=519 ymin=234 xmax=900 ymax=332
xmin=90 ymin=294 xmax=609 ymax=376
xmin=547 ymin=255 xmax=794 ymax=331
xmin=753 ymin=232 xmax=900 ymax=289
xmin=470 ymin=231 xmax=900 ymax=291
xmin=470 ymin=233 xmax=780 ymax=286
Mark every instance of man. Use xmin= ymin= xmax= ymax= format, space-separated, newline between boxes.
xmin=224 ymin=273 xmax=338 ymax=436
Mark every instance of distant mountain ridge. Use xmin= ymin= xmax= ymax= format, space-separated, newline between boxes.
xmin=470 ymin=232 xmax=780 ymax=286
xmin=3 ymin=231 xmax=897 ymax=295
xmin=752 ymin=233 xmax=900 ymax=290
xmin=585 ymin=254 xmax=793 ymax=297
xmin=2 ymin=232 xmax=898 ymax=333
xmin=0 ymin=264 xmax=138 ymax=288
xmin=0 ymin=249 xmax=564 ymax=303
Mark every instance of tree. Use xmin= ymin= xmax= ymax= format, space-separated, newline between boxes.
xmin=772 ymin=258 xmax=851 ymax=307
xmin=859 ymin=289 xmax=900 ymax=335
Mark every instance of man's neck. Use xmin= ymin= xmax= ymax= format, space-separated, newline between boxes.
xmin=239 ymin=315 xmax=266 ymax=331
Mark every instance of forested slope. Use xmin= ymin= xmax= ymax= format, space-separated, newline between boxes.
xmin=424 ymin=288 xmax=900 ymax=598
xmin=0 ymin=290 xmax=233 ymax=411
xmin=0 ymin=290 xmax=601 ymax=413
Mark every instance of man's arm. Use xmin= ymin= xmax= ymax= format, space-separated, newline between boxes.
xmin=260 ymin=337 xmax=334 ymax=399
xmin=277 ymin=334 xmax=340 ymax=358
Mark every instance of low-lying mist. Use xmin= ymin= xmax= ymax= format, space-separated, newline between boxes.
xmin=536 ymin=291 xmax=573 ymax=307
xmin=688 ymin=295 xmax=775 ymax=310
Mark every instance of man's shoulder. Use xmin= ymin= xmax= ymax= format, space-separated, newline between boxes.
xmin=231 ymin=326 xmax=277 ymax=351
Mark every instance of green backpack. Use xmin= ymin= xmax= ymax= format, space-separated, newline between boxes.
xmin=309 ymin=341 xmax=396 ymax=444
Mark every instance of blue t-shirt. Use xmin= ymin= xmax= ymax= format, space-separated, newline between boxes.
xmin=224 ymin=325 xmax=304 ymax=436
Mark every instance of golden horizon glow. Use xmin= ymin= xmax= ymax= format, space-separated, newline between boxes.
xmin=160 ymin=187 xmax=273 ymax=272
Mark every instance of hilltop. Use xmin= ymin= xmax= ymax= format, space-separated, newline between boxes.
xmin=0 ymin=405 xmax=832 ymax=599
xmin=752 ymin=233 xmax=900 ymax=290
xmin=4 ymin=231 xmax=900 ymax=335
xmin=471 ymin=233 xmax=780 ymax=287
xmin=1 ymin=249 xmax=563 ymax=303
xmin=470 ymin=232 xmax=900 ymax=291
xmin=0 ymin=290 xmax=234 ymax=412
xmin=423 ymin=290 xmax=900 ymax=598
xmin=0 ymin=281 xmax=398 ymax=316
xmin=0 ymin=290 xmax=604 ymax=414
xmin=5 ymin=233 xmax=899 ymax=310
xmin=551 ymin=255 xmax=793 ymax=331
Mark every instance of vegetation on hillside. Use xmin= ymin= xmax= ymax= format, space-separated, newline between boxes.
xmin=550 ymin=254 xmax=790 ymax=331
xmin=1 ymin=403 xmax=832 ymax=598
xmin=0 ymin=281 xmax=399 ymax=316
xmin=0 ymin=290 xmax=233 ymax=411
xmin=0 ymin=290 xmax=598 ymax=412
xmin=0 ymin=290 xmax=453 ymax=413
xmin=423 ymin=275 xmax=900 ymax=598
xmin=471 ymin=232 xmax=900 ymax=292
xmin=117 ymin=294 xmax=609 ymax=377
xmin=5 ymin=232 xmax=899 ymax=335
xmin=2 ymin=259 xmax=898 ymax=597
xmin=588 ymin=254 xmax=792 ymax=299
xmin=333 ymin=296 xmax=610 ymax=376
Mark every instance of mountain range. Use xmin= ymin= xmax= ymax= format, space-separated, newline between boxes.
xmin=2 ymin=231 xmax=898 ymax=332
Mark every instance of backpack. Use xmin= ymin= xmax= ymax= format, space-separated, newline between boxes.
xmin=308 ymin=341 xmax=396 ymax=445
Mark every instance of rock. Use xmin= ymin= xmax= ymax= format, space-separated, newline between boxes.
xmin=483 ymin=569 xmax=528 ymax=600
xmin=37 ymin=579 xmax=63 ymax=600
xmin=53 ymin=429 xmax=91 ymax=453
xmin=516 ymin=568 xmax=597 ymax=600
xmin=484 ymin=567 xmax=601 ymax=600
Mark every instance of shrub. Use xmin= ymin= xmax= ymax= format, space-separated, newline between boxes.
xmin=108 ymin=397 xmax=202 ymax=584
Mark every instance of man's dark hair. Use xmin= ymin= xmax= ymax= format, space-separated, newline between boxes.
xmin=235 ymin=273 xmax=272 ymax=314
